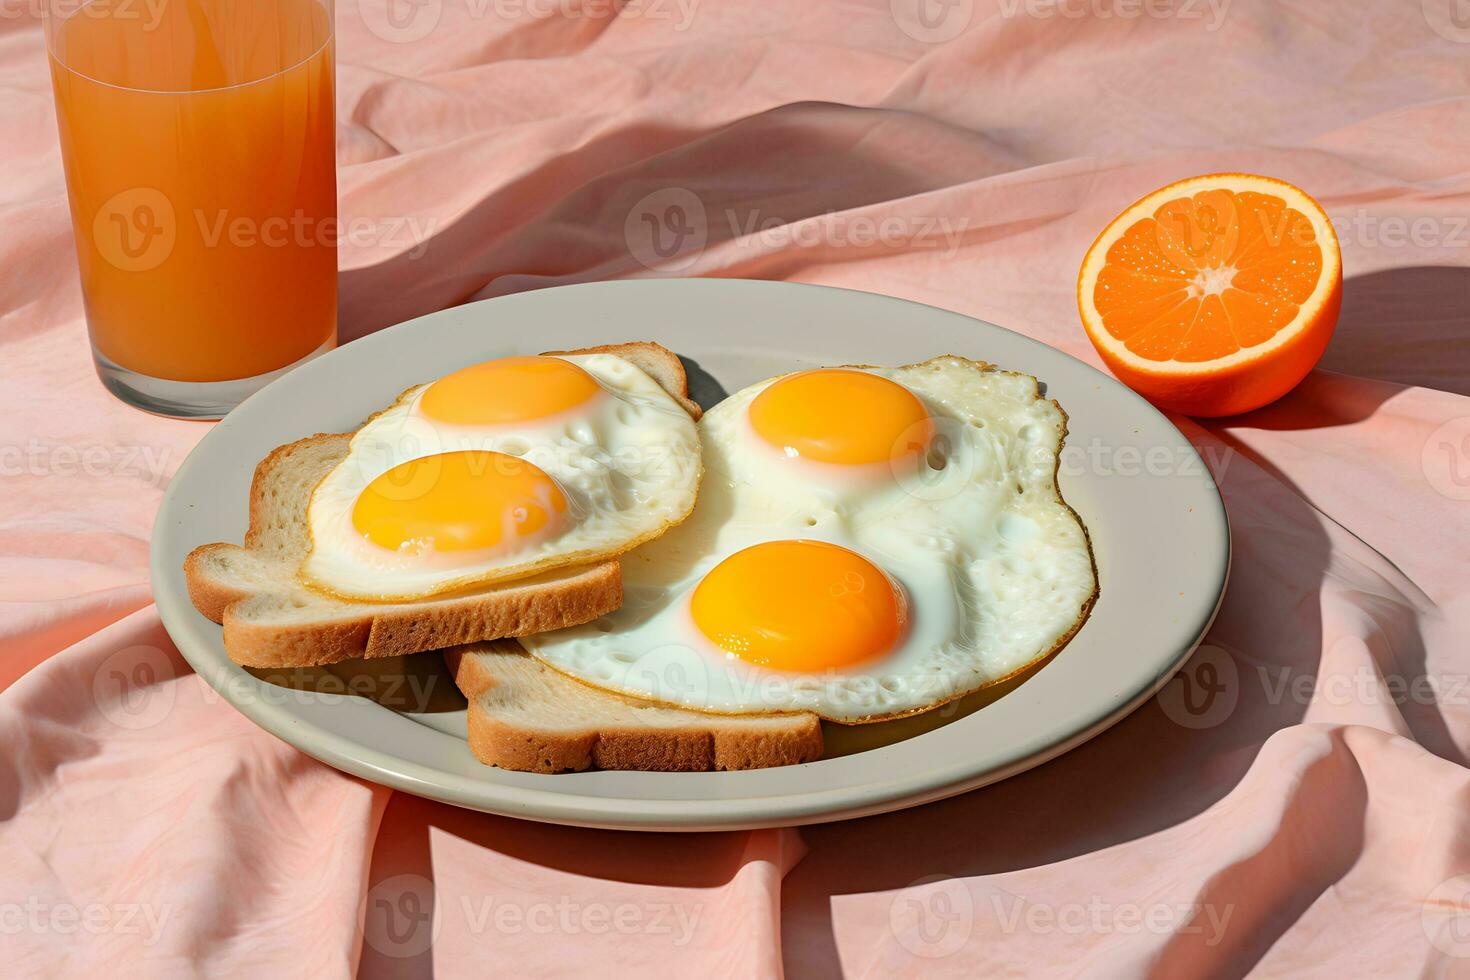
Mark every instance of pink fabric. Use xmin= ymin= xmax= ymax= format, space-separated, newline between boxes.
xmin=3 ymin=1 xmax=1469 ymax=975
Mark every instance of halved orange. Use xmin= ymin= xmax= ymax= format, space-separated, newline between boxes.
xmin=1078 ymin=174 xmax=1341 ymax=417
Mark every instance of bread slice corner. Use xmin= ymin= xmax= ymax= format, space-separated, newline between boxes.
xmin=542 ymin=341 xmax=703 ymax=421
xmin=445 ymin=641 xmax=824 ymax=772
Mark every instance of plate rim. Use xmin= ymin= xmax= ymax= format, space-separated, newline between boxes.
xmin=151 ymin=278 xmax=1231 ymax=831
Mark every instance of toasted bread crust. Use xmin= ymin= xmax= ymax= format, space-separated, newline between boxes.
xmin=446 ymin=644 xmax=824 ymax=772
xmin=184 ymin=543 xmax=253 ymax=623
xmin=185 ymin=342 xmax=693 ymax=669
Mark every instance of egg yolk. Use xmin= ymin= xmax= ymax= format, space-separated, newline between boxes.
xmin=747 ymin=369 xmax=933 ymax=466
xmin=690 ymin=540 xmax=906 ymax=671
xmin=352 ymin=450 xmax=567 ymax=554
xmin=420 ymin=356 xmax=601 ymax=425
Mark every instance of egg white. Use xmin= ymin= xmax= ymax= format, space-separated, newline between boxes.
xmin=301 ymin=353 xmax=701 ymax=600
xmin=521 ymin=356 xmax=1097 ymax=723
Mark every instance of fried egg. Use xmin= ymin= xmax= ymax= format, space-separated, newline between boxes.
xmin=521 ymin=357 xmax=1097 ymax=723
xmin=301 ymin=353 xmax=701 ymax=600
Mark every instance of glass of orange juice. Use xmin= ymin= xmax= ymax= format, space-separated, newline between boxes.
xmin=46 ymin=0 xmax=337 ymax=419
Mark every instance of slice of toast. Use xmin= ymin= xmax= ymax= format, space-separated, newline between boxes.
xmin=185 ymin=342 xmax=695 ymax=669
xmin=445 ymin=641 xmax=824 ymax=772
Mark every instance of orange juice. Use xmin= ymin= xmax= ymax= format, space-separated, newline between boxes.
xmin=49 ymin=0 xmax=336 ymax=384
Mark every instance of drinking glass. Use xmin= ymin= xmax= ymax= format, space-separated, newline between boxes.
xmin=46 ymin=0 xmax=338 ymax=419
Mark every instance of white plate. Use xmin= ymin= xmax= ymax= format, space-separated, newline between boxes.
xmin=151 ymin=280 xmax=1229 ymax=831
